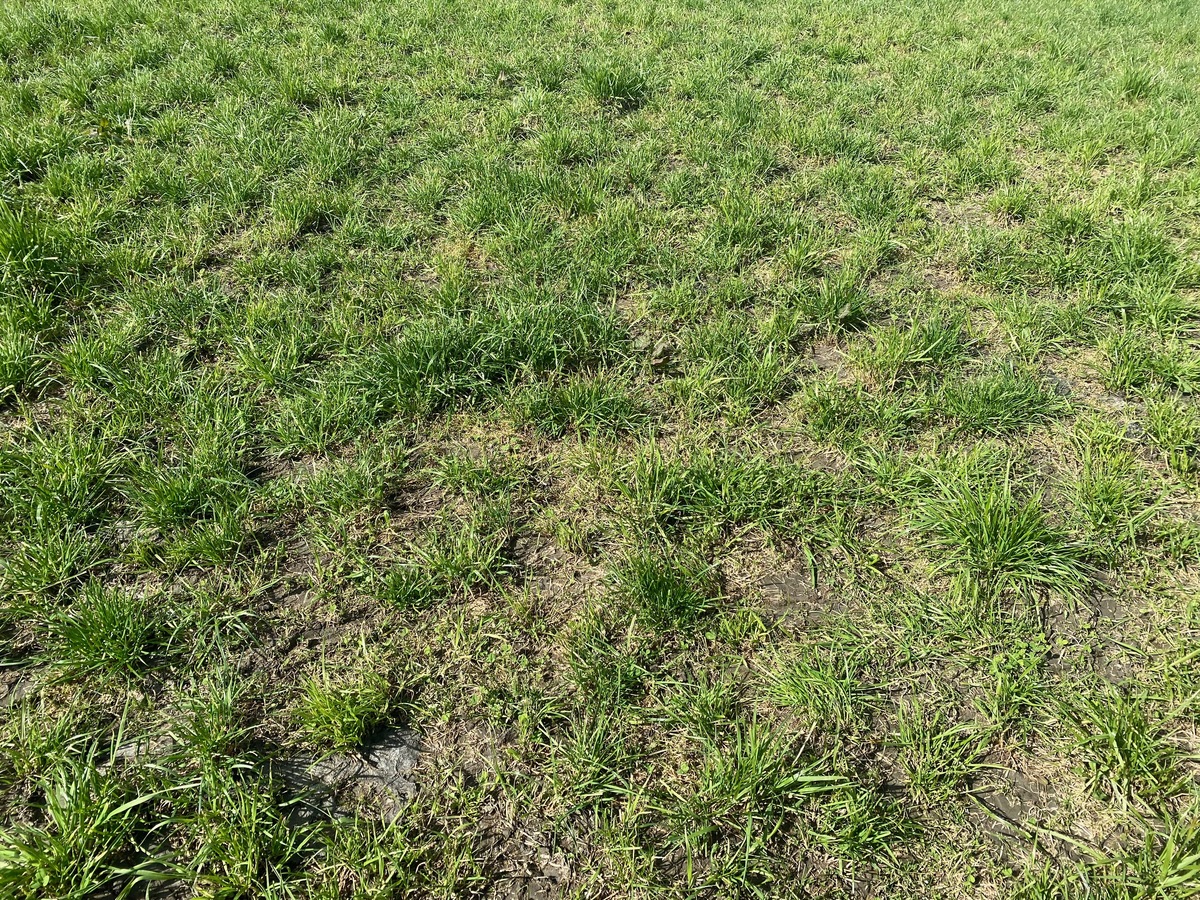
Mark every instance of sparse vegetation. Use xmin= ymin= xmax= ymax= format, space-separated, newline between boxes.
xmin=2 ymin=0 xmax=1199 ymax=897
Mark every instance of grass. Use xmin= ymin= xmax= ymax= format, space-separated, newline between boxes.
xmin=294 ymin=662 xmax=393 ymax=750
xmin=610 ymin=548 xmax=720 ymax=633
xmin=765 ymin=645 xmax=876 ymax=733
xmin=1 ymin=0 xmax=1199 ymax=896
xmin=46 ymin=581 xmax=175 ymax=682
xmin=915 ymin=471 xmax=1093 ymax=604
xmin=1058 ymin=685 xmax=1188 ymax=807
xmin=943 ymin=364 xmax=1066 ymax=435
xmin=512 ymin=372 xmax=647 ymax=438
xmin=0 ymin=751 xmax=168 ymax=900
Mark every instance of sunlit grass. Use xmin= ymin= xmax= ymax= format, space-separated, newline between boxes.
xmin=1 ymin=0 xmax=1198 ymax=895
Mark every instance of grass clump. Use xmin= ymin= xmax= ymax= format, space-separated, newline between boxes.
xmin=376 ymin=504 xmax=513 ymax=607
xmin=0 ymin=424 xmax=114 ymax=529
xmin=765 ymin=646 xmax=876 ymax=733
xmin=610 ymin=548 xmax=720 ymax=632
xmin=362 ymin=298 xmax=627 ymax=419
xmin=1118 ymin=64 xmax=1160 ymax=100
xmin=0 ymin=751 xmax=166 ymax=900
xmin=943 ymin=364 xmax=1065 ymax=435
xmin=0 ymin=201 xmax=73 ymax=297
xmin=513 ymin=373 xmax=646 ymax=438
xmin=895 ymin=703 xmax=992 ymax=803
xmin=1146 ymin=399 xmax=1200 ymax=476
xmin=46 ymin=582 xmax=175 ymax=682
xmin=126 ymin=453 xmax=249 ymax=533
xmin=1067 ymin=446 xmax=1159 ymax=560
xmin=1 ymin=522 xmax=104 ymax=606
xmin=672 ymin=313 xmax=797 ymax=418
xmin=915 ymin=474 xmax=1091 ymax=602
xmin=613 ymin=444 xmax=846 ymax=544
xmin=661 ymin=722 xmax=844 ymax=888
xmin=851 ymin=312 xmax=970 ymax=388
xmin=1103 ymin=331 xmax=1200 ymax=395
xmin=569 ymin=611 xmax=648 ymax=708
xmin=1058 ymin=686 xmax=1185 ymax=806
xmin=799 ymin=377 xmax=925 ymax=447
xmin=793 ymin=271 xmax=873 ymax=332
xmin=580 ymin=60 xmax=651 ymax=110
xmin=0 ymin=316 xmax=48 ymax=401
xmin=294 ymin=664 xmax=393 ymax=751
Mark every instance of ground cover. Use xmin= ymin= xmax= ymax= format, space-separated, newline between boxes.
xmin=1 ymin=0 xmax=1199 ymax=896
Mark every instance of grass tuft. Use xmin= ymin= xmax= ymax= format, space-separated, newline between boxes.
xmin=294 ymin=663 xmax=393 ymax=751
xmin=943 ymin=364 xmax=1065 ymax=435
xmin=0 ymin=751 xmax=167 ymax=899
xmin=580 ymin=60 xmax=651 ymax=110
xmin=1058 ymin=686 xmax=1185 ymax=805
xmin=513 ymin=373 xmax=647 ymax=438
xmin=915 ymin=473 xmax=1091 ymax=602
xmin=852 ymin=312 xmax=970 ymax=388
xmin=47 ymin=581 xmax=174 ymax=682
xmin=610 ymin=548 xmax=720 ymax=632
xmin=766 ymin=646 xmax=875 ymax=733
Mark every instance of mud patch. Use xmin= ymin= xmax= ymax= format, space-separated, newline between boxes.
xmin=970 ymin=766 xmax=1059 ymax=846
xmin=274 ymin=727 xmax=421 ymax=821
xmin=757 ymin=567 xmax=829 ymax=622
xmin=1044 ymin=591 xmax=1141 ymax=683
xmin=810 ymin=341 xmax=852 ymax=381
xmin=479 ymin=822 xmax=572 ymax=900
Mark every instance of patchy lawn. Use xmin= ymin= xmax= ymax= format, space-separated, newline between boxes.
xmin=1 ymin=0 xmax=1199 ymax=897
